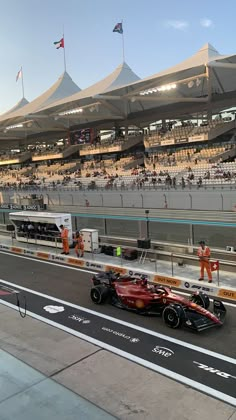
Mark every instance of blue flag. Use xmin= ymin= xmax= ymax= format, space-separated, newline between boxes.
xmin=113 ymin=22 xmax=123 ymax=34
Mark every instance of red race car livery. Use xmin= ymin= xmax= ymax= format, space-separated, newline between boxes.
xmin=90 ymin=272 xmax=226 ymax=331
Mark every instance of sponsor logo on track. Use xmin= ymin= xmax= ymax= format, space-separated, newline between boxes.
xmin=68 ymin=314 xmax=91 ymax=324
xmin=184 ymin=282 xmax=214 ymax=293
xmin=23 ymin=250 xmax=35 ymax=256
xmin=128 ymin=270 xmax=150 ymax=279
xmin=218 ymin=289 xmax=236 ymax=300
xmin=193 ymin=361 xmax=236 ymax=379
xmin=153 ymin=275 xmax=181 ymax=287
xmin=106 ymin=266 xmax=127 ymax=275
xmin=11 ymin=247 xmax=22 ymax=254
xmin=152 ymin=346 xmax=174 ymax=357
xmin=86 ymin=262 xmax=103 ymax=269
xmin=51 ymin=255 xmax=65 ymax=262
xmin=101 ymin=327 xmax=140 ymax=343
xmin=67 ymin=258 xmax=84 ymax=267
xmin=37 ymin=252 xmax=49 ymax=259
xmin=43 ymin=305 xmax=65 ymax=314
xmin=0 ymin=245 xmax=10 ymax=250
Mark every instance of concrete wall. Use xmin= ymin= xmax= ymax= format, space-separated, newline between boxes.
xmin=1 ymin=188 xmax=236 ymax=211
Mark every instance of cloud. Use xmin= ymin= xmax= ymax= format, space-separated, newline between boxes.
xmin=165 ymin=20 xmax=189 ymax=30
xmin=200 ymin=18 xmax=214 ymax=28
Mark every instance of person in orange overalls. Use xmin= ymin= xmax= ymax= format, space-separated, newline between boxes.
xmin=197 ymin=240 xmax=212 ymax=283
xmin=75 ymin=231 xmax=84 ymax=258
xmin=59 ymin=224 xmax=70 ymax=255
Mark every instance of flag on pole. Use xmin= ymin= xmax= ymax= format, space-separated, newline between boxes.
xmin=113 ymin=22 xmax=123 ymax=34
xmin=210 ymin=260 xmax=219 ymax=271
xmin=53 ymin=38 xmax=64 ymax=49
xmin=16 ymin=68 xmax=22 ymax=82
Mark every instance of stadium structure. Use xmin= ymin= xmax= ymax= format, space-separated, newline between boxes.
xmin=0 ymin=43 xmax=236 ymax=253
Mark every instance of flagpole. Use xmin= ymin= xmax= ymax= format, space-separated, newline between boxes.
xmin=20 ymin=66 xmax=25 ymax=98
xmin=217 ymin=260 xmax=220 ymax=286
xmin=121 ymin=20 xmax=125 ymax=62
xmin=63 ymin=27 xmax=67 ymax=72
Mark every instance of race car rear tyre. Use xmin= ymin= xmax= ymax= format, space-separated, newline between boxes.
xmin=90 ymin=285 xmax=109 ymax=304
xmin=162 ymin=305 xmax=183 ymax=328
xmin=190 ymin=292 xmax=210 ymax=309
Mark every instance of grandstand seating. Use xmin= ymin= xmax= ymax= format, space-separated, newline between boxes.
xmin=0 ymin=118 xmax=235 ymax=190
xmin=145 ymin=119 xmax=234 ymax=148
xmin=1 ymin=159 xmax=235 ymax=191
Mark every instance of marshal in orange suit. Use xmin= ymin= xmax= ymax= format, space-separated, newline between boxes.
xmin=59 ymin=224 xmax=70 ymax=255
xmin=197 ymin=240 xmax=212 ymax=283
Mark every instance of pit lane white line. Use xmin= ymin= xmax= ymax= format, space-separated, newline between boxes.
xmin=1 ymin=299 xmax=236 ymax=407
xmin=0 ymin=278 xmax=235 ymax=366
xmin=0 ymin=250 xmax=235 ymax=308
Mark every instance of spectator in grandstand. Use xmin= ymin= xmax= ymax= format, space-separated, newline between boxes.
xmin=197 ymin=241 xmax=212 ymax=283
xmin=197 ymin=177 xmax=203 ymax=188
xmin=151 ymin=177 xmax=157 ymax=185
xmin=181 ymin=177 xmax=185 ymax=189
xmin=187 ymin=179 xmax=192 ymax=188
xmin=204 ymin=171 xmax=210 ymax=180
xmin=59 ymin=224 xmax=70 ymax=255
xmin=165 ymin=174 xmax=172 ymax=187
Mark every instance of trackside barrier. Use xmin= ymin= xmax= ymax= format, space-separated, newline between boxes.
xmin=0 ymin=243 xmax=236 ymax=302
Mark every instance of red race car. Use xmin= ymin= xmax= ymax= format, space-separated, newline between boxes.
xmin=90 ymin=272 xmax=226 ymax=331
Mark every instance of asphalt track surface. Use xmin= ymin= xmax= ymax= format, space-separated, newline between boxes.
xmin=0 ymin=251 xmax=236 ymax=405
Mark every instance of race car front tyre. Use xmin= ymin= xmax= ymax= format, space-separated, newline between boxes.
xmin=190 ymin=292 xmax=210 ymax=309
xmin=90 ymin=285 xmax=109 ymax=304
xmin=162 ymin=304 xmax=183 ymax=328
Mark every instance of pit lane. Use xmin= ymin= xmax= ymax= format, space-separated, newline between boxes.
xmin=0 ymin=252 xmax=236 ymax=406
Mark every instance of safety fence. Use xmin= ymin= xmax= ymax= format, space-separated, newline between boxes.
xmin=0 ymin=242 xmax=235 ymax=302
xmin=0 ymin=181 xmax=236 ymax=193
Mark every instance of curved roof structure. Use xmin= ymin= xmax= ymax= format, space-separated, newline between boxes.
xmin=0 ymin=71 xmax=80 ymax=123
xmin=1 ymin=97 xmax=29 ymax=116
xmin=1 ymin=43 xmax=236 ymax=139
xmin=37 ymin=61 xmax=140 ymax=113
xmin=142 ymin=43 xmax=224 ymax=81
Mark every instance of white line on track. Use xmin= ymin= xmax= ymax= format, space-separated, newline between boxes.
xmin=1 ymin=298 xmax=236 ymax=407
xmin=0 ymin=277 xmax=236 ymax=366
xmin=0 ymin=249 xmax=236 ymax=308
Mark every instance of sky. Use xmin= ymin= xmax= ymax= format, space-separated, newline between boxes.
xmin=0 ymin=0 xmax=236 ymax=114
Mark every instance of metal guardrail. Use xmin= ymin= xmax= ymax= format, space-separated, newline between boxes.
xmin=0 ymin=180 xmax=236 ymax=192
xmin=6 ymin=231 xmax=236 ymax=286
xmin=100 ymin=241 xmax=236 ymax=286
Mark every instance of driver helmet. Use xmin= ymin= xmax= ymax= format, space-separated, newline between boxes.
xmin=140 ymin=275 xmax=147 ymax=286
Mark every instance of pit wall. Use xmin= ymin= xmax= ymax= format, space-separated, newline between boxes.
xmin=1 ymin=243 xmax=235 ymax=302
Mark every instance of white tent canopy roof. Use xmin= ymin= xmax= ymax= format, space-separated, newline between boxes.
xmin=0 ymin=71 xmax=81 ymax=122
xmin=38 ymin=61 xmax=140 ymax=112
xmin=1 ymin=43 xmax=236 ymax=135
xmin=141 ymin=43 xmax=228 ymax=82
xmin=0 ymin=97 xmax=29 ymax=116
